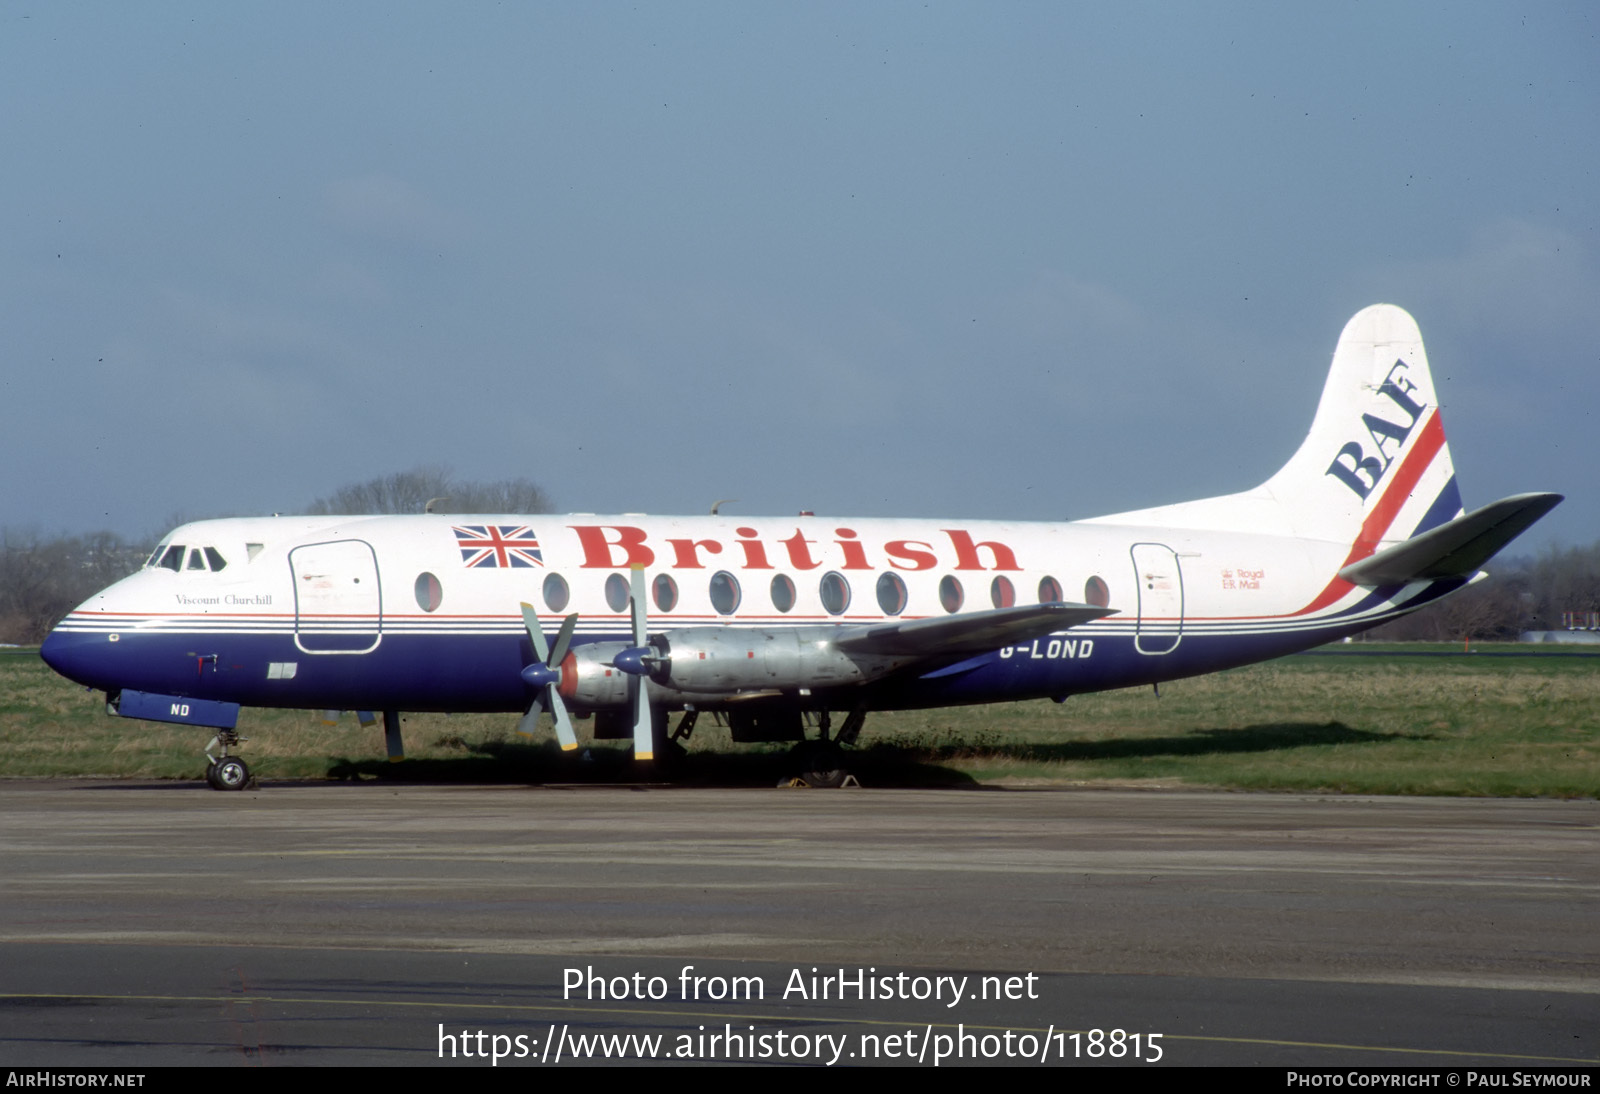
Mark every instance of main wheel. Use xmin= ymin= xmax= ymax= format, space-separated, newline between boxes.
xmin=204 ymin=762 xmax=219 ymax=789
xmin=210 ymin=757 xmax=251 ymax=791
xmin=793 ymin=741 xmax=848 ymax=789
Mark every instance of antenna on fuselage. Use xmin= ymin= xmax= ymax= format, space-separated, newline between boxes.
xmin=424 ymin=497 xmax=450 ymax=514
xmin=710 ymin=499 xmax=737 ymax=515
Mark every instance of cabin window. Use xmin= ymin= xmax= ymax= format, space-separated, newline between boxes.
xmin=414 ymin=572 xmax=442 ymax=612
xmin=204 ymin=547 xmax=228 ymax=572
xmin=770 ymin=574 xmax=796 ymax=613
xmin=819 ymin=571 xmax=850 ymax=615
xmin=709 ymin=571 xmax=741 ymax=615
xmin=604 ymin=573 xmax=629 ymax=613
xmin=543 ymin=573 xmax=570 ymax=612
xmin=1038 ymin=576 xmax=1064 ymax=604
xmin=876 ymin=572 xmax=907 ymax=616
xmin=991 ymin=575 xmax=1015 ymax=608
xmin=652 ymin=573 xmax=679 ymax=612
xmin=939 ymin=575 xmax=964 ymax=614
xmin=1085 ymin=575 xmax=1110 ymax=608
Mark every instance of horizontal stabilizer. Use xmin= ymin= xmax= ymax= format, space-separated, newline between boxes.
xmin=836 ymin=601 xmax=1115 ymax=657
xmin=1338 ymin=493 xmax=1563 ymax=586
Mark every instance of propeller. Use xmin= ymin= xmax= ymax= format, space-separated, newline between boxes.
xmin=518 ymin=604 xmax=579 ymax=751
xmin=609 ymin=565 xmax=656 ymax=762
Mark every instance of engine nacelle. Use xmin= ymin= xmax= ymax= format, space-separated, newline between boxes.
xmin=554 ymin=629 xmax=915 ymax=709
xmin=647 ymin=627 xmax=910 ymax=694
xmin=557 ymin=642 xmax=634 ymax=708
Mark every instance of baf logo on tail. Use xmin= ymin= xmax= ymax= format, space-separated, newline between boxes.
xmin=39 ymin=305 xmax=1561 ymax=790
xmin=1326 ymin=360 xmax=1429 ymax=500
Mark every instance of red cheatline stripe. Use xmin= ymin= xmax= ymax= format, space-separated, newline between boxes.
xmin=1291 ymin=409 xmax=1447 ymax=617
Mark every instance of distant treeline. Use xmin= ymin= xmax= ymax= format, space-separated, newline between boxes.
xmin=1367 ymin=542 xmax=1600 ymax=642
xmin=1 ymin=468 xmax=551 ymax=645
xmin=303 ymin=466 xmax=551 ymax=519
xmin=0 ymin=530 xmax=151 ymax=646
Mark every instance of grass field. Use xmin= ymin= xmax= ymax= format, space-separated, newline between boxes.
xmin=2 ymin=645 xmax=1595 ymax=796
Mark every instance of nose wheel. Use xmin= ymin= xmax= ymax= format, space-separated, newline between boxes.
xmin=203 ymin=731 xmax=254 ymax=791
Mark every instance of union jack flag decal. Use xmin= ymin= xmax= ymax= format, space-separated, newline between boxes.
xmin=452 ymin=525 xmax=544 ymax=568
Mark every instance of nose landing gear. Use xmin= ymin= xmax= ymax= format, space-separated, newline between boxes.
xmin=203 ymin=731 xmax=253 ymax=791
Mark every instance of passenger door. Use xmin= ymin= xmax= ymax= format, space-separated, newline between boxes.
xmin=290 ymin=540 xmax=382 ymax=654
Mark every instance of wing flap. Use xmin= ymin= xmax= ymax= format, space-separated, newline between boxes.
xmin=835 ymin=602 xmax=1115 ymax=657
xmin=1338 ymin=492 xmax=1563 ymax=586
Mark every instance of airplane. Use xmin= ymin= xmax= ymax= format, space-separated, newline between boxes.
xmin=39 ymin=304 xmax=1561 ymax=790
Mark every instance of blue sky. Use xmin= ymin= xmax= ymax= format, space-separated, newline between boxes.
xmin=4 ymin=3 xmax=1595 ymax=552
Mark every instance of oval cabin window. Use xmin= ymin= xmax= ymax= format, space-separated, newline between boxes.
xmin=1085 ymin=575 xmax=1110 ymax=608
xmin=939 ymin=575 xmax=964 ymax=614
xmin=604 ymin=573 xmax=629 ymax=613
xmin=876 ymin=572 xmax=908 ymax=616
xmin=414 ymin=572 xmax=442 ymax=612
xmin=709 ymin=571 xmax=741 ymax=615
xmin=819 ymin=572 xmax=851 ymax=615
xmin=990 ymin=575 xmax=1015 ymax=608
xmin=543 ymin=573 xmax=570 ymax=612
xmin=770 ymin=574 xmax=796 ymax=613
xmin=652 ymin=573 xmax=678 ymax=612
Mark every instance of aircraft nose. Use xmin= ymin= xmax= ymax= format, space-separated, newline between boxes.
xmin=39 ymin=627 xmax=115 ymax=690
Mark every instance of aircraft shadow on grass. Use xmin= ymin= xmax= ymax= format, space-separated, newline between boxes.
xmin=320 ymin=720 xmax=1419 ymax=788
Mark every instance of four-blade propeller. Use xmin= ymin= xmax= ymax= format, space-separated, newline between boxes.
xmin=614 ymin=566 xmax=657 ymax=761
xmin=517 ymin=604 xmax=579 ymax=751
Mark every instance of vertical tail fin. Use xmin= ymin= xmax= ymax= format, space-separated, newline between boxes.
xmin=1262 ymin=303 xmax=1462 ymax=549
xmin=1088 ymin=304 xmax=1464 ymax=551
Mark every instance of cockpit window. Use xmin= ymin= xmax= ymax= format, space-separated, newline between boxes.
xmin=149 ymin=542 xmax=226 ymax=572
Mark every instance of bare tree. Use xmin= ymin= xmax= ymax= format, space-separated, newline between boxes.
xmin=441 ymin=477 xmax=554 ymax=514
xmin=1426 ymin=576 xmax=1529 ymax=641
xmin=1368 ymin=542 xmax=1600 ymax=641
xmin=1527 ymin=544 xmax=1600 ymax=629
xmin=0 ymin=529 xmax=149 ymax=644
xmin=306 ymin=467 xmax=554 ymax=516
xmin=306 ymin=466 xmax=456 ymax=516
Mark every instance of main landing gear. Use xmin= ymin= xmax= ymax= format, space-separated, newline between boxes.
xmin=672 ymin=706 xmax=865 ymax=787
xmin=203 ymin=730 xmax=253 ymax=791
xmin=787 ymin=708 xmax=867 ymax=789
xmin=790 ymin=740 xmax=848 ymax=788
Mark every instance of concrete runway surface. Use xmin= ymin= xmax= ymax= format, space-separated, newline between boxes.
xmin=0 ymin=780 xmax=1594 ymax=1067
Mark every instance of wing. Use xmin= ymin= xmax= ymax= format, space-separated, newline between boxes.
xmin=833 ymin=601 xmax=1116 ymax=657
